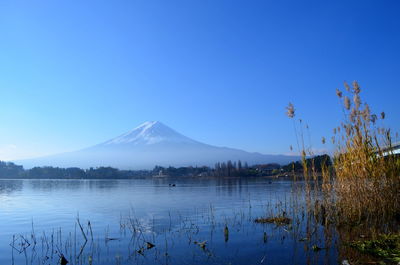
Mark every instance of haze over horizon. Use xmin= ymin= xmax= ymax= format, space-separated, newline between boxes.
xmin=15 ymin=120 xmax=299 ymax=170
xmin=1 ymin=0 xmax=399 ymax=161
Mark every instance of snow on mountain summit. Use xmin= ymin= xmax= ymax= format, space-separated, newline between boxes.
xmin=101 ymin=121 xmax=197 ymax=145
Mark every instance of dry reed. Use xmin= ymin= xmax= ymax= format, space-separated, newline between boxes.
xmin=287 ymin=80 xmax=400 ymax=226
xmin=332 ymin=82 xmax=400 ymax=225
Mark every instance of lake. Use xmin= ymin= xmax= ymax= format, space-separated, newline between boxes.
xmin=0 ymin=178 xmax=339 ymax=265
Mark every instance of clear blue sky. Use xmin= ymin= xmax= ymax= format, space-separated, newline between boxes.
xmin=0 ymin=0 xmax=399 ymax=160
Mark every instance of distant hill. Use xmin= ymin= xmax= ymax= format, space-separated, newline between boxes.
xmin=16 ymin=121 xmax=299 ymax=169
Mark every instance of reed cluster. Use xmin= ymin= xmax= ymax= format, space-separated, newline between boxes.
xmin=287 ymin=81 xmax=400 ymax=226
xmin=332 ymin=81 xmax=399 ymax=225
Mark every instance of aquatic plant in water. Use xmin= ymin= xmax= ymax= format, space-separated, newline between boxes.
xmin=350 ymin=234 xmax=400 ymax=264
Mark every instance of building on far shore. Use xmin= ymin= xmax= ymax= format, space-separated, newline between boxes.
xmin=380 ymin=142 xmax=400 ymax=156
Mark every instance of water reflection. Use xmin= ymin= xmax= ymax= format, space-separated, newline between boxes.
xmin=0 ymin=179 xmax=23 ymax=195
xmin=0 ymin=178 xmax=341 ymax=265
xmin=25 ymin=179 xmax=120 ymax=191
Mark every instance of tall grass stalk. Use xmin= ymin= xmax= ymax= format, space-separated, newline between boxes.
xmin=287 ymin=81 xmax=400 ymax=227
xmin=332 ymin=81 xmax=400 ymax=225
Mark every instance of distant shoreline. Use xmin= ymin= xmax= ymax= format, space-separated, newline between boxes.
xmin=1 ymin=155 xmax=330 ymax=180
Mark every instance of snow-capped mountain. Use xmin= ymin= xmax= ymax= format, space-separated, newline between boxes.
xmin=17 ymin=121 xmax=298 ymax=169
xmin=99 ymin=121 xmax=198 ymax=146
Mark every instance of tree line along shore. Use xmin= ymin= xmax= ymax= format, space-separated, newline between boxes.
xmin=0 ymin=155 xmax=331 ymax=179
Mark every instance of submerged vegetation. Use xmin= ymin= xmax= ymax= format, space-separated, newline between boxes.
xmin=8 ymin=195 xmax=329 ymax=265
xmin=254 ymin=215 xmax=292 ymax=225
xmin=350 ymin=234 xmax=400 ymax=264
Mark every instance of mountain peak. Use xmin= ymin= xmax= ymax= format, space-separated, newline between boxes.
xmin=101 ymin=121 xmax=196 ymax=146
xmin=134 ymin=121 xmax=162 ymax=130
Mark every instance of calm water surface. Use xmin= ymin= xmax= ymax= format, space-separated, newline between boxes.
xmin=0 ymin=178 xmax=337 ymax=265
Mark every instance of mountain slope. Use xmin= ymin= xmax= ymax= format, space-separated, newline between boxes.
xmin=17 ymin=121 xmax=298 ymax=169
